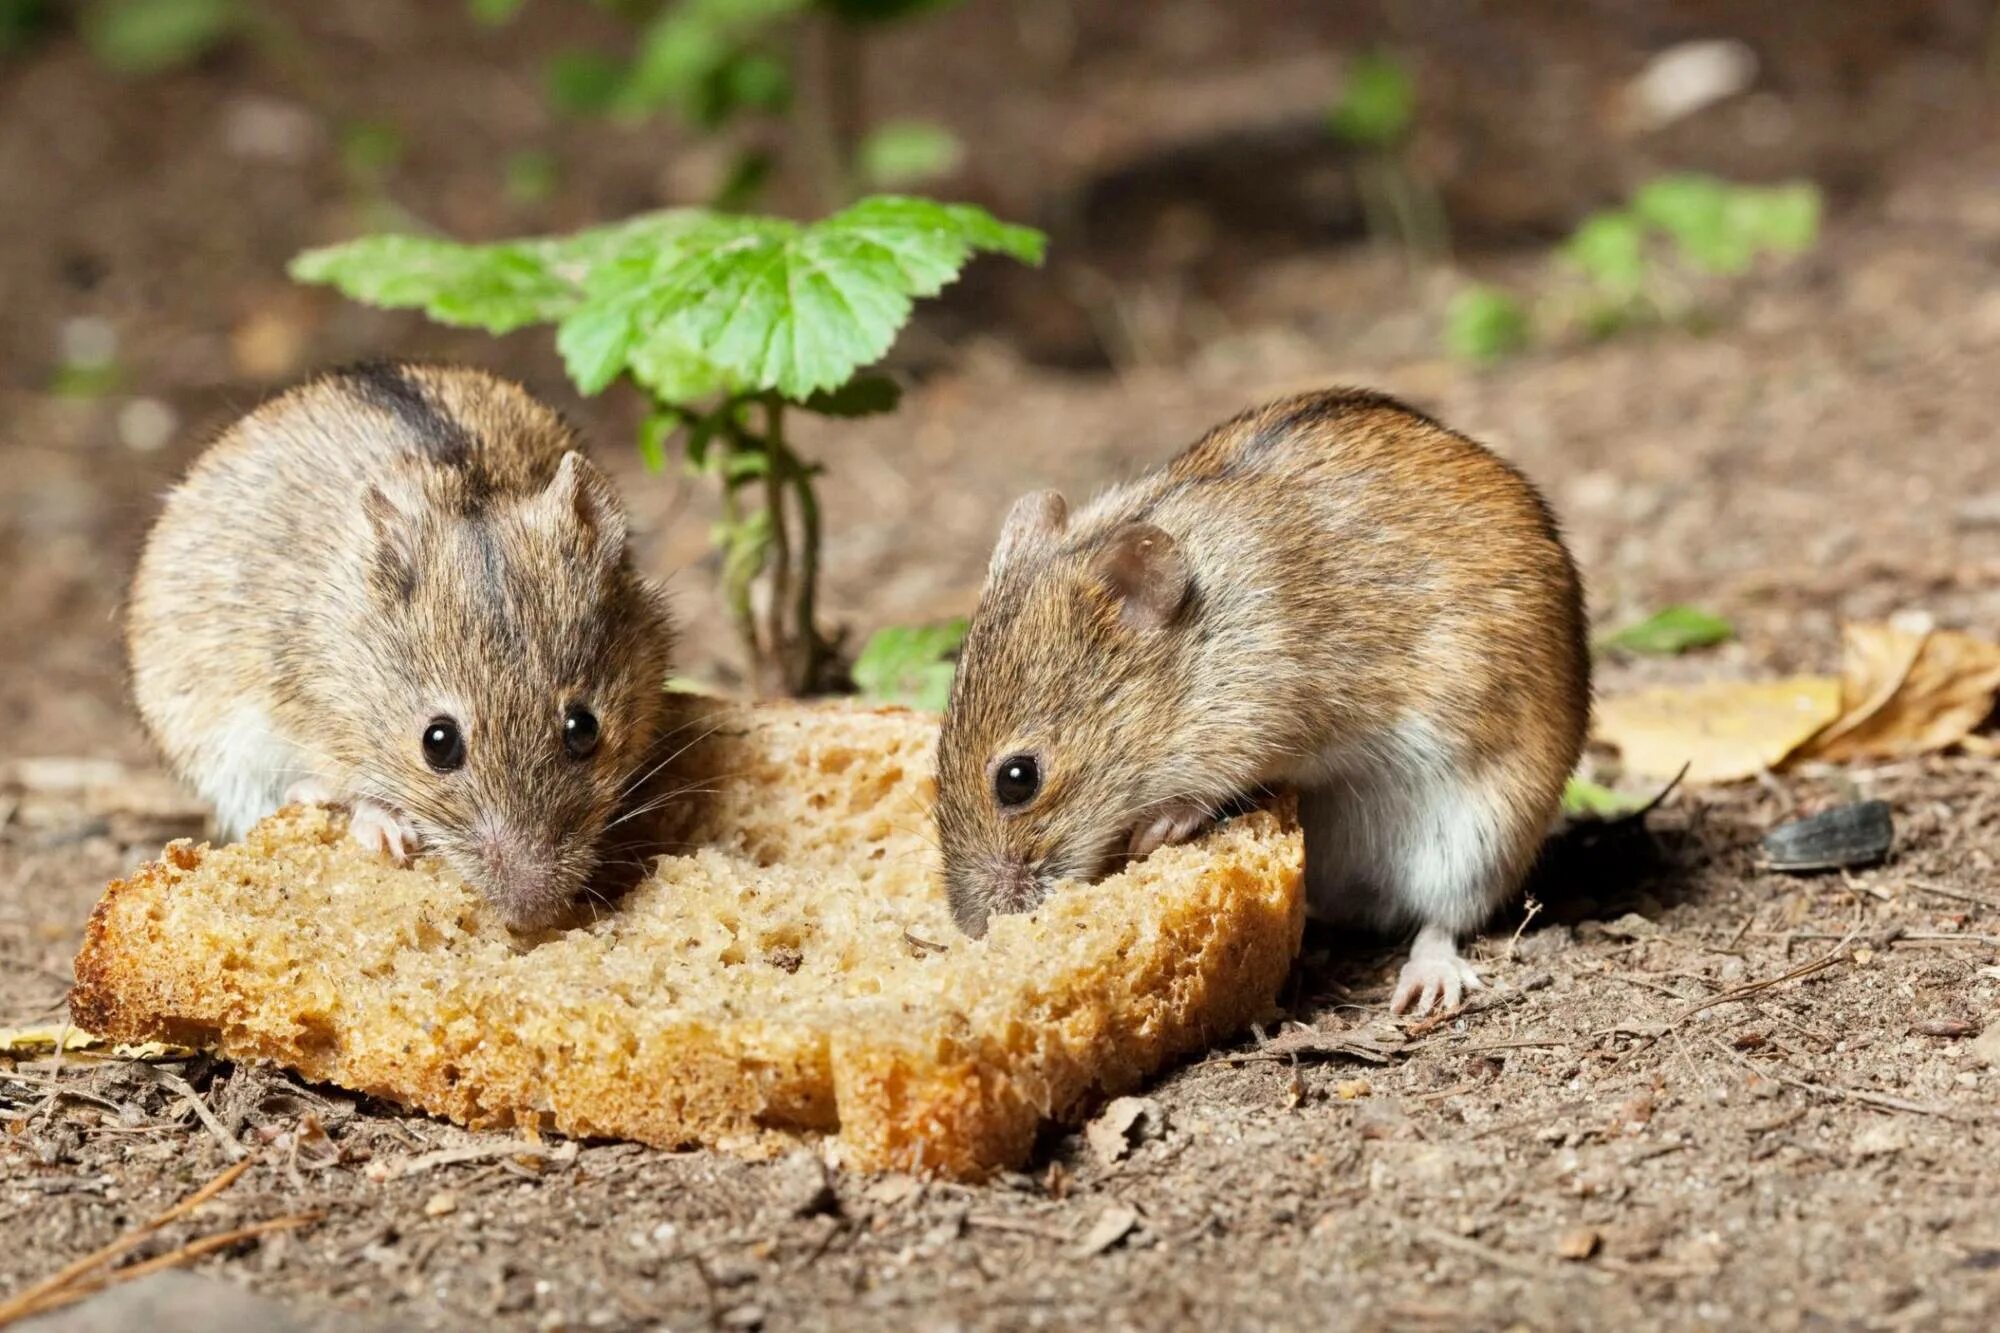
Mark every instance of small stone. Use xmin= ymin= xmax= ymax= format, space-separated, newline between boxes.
xmin=1074 ymin=1204 xmax=1139 ymax=1257
xmin=1334 ymin=1078 xmax=1372 ymax=1100
xmin=765 ymin=1148 xmax=836 ymax=1219
xmin=1084 ymin=1095 xmax=1163 ymax=1166
xmin=1556 ymin=1226 xmax=1603 ymax=1261
xmin=117 ymin=398 xmax=178 ymax=453
xmin=423 ymin=1190 xmax=458 ymax=1218
xmin=1967 ymin=1024 xmax=2000 ymax=1069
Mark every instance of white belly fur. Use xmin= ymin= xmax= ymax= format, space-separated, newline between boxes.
xmin=192 ymin=707 xmax=312 ymax=839
xmin=1297 ymin=714 xmax=1517 ymax=936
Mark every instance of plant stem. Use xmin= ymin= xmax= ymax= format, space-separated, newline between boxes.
xmin=712 ymin=423 xmax=760 ymax=679
xmin=772 ymin=400 xmax=824 ymax=693
xmin=798 ymin=12 xmax=864 ymax=209
xmin=760 ymin=406 xmax=793 ymax=690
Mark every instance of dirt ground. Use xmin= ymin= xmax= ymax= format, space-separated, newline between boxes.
xmin=6 ymin=2 xmax=2000 ymax=1329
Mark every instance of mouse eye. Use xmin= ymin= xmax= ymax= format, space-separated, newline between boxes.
xmin=993 ymin=754 xmax=1040 ymax=808
xmin=422 ymin=717 xmax=465 ymax=773
xmin=563 ymin=705 xmax=600 ymax=759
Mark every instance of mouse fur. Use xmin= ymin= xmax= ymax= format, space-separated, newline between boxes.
xmin=935 ymin=388 xmax=1589 ymax=1014
xmin=127 ymin=362 xmax=676 ymax=930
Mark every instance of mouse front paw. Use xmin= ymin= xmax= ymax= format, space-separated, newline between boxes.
xmin=1126 ymin=800 xmax=1215 ymax=858
xmin=283 ymin=778 xmax=337 ymax=808
xmin=1390 ymin=925 xmax=1484 ymax=1017
xmin=348 ymin=799 xmax=421 ymax=865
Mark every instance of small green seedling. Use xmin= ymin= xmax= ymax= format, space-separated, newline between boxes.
xmin=1563 ymin=174 xmax=1820 ymax=332
xmin=1326 ymin=50 xmax=1447 ymax=261
xmin=1594 ymin=605 xmax=1734 ymax=657
xmin=850 ymin=617 xmax=967 ymax=711
xmin=856 ymin=120 xmax=964 ymax=190
xmin=1561 ymin=776 xmax=1644 ymax=819
xmin=293 ymin=196 xmax=1044 ymax=696
xmin=81 ymin=0 xmax=240 ymax=74
xmin=1444 ymin=284 xmax=1530 ymax=362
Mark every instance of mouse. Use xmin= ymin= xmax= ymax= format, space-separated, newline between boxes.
xmin=126 ymin=361 xmax=677 ymax=931
xmin=934 ymin=388 xmax=1589 ymax=1015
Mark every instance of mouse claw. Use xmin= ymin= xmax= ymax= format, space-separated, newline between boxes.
xmin=348 ymin=799 xmax=420 ymax=865
xmin=1127 ymin=801 xmax=1215 ymax=858
xmin=1389 ymin=926 xmax=1485 ymax=1017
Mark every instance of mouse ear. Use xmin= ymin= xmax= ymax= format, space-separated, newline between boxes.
xmin=992 ymin=489 xmax=1068 ymax=568
xmin=541 ymin=450 xmax=627 ymax=561
xmin=1091 ymin=522 xmax=1190 ymax=631
xmin=362 ymin=482 xmax=421 ymax=601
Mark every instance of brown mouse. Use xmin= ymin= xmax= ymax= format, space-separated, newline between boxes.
xmin=935 ymin=389 xmax=1589 ymax=1015
xmin=126 ymin=362 xmax=677 ymax=930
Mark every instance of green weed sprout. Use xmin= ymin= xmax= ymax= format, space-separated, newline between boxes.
xmin=1327 ymin=50 xmax=1448 ymax=261
xmin=292 ymin=197 xmax=1044 ymax=697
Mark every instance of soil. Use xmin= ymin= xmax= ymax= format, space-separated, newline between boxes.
xmin=6 ymin=2 xmax=2000 ymax=1329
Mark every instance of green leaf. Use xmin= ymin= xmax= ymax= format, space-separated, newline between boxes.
xmin=1328 ymin=51 xmax=1416 ymax=148
xmin=718 ymin=508 xmax=775 ymax=588
xmin=619 ymin=0 xmax=804 ymax=124
xmin=1444 ymin=284 xmax=1529 ymax=362
xmin=1633 ymin=174 xmax=1747 ymax=273
xmin=294 ymin=197 xmax=1044 ymax=405
xmin=799 ymin=373 xmax=901 ymax=416
xmin=469 ymin=0 xmax=528 ymax=23
xmin=851 ymin=618 xmax=968 ymax=711
xmin=1594 ymin=605 xmax=1734 ymax=656
xmin=547 ymin=49 xmax=629 ymax=116
xmin=82 ymin=0 xmax=239 ymax=74
xmin=857 ymin=120 xmax=964 ymax=189
xmin=504 ymin=149 xmax=559 ymax=205
xmin=289 ymin=235 xmax=577 ymax=334
xmin=1563 ymin=210 xmax=1648 ymax=295
xmin=0 ymin=0 xmax=54 ymax=58
xmin=1729 ymin=182 xmax=1820 ymax=256
xmin=637 ymin=411 xmax=674 ymax=472
xmin=1562 ymin=777 xmax=1644 ymax=819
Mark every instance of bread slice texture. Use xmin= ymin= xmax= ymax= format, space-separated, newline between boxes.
xmin=71 ymin=700 xmax=1304 ymax=1178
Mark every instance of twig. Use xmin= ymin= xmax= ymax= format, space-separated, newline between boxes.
xmin=388 ymin=1139 xmax=558 ymax=1178
xmin=0 ymin=1156 xmax=256 ymax=1324
xmin=1412 ymin=1226 xmax=1601 ymax=1282
xmin=1505 ymin=896 xmax=1544 ymax=961
xmin=1668 ymin=938 xmax=1850 ymax=1026
xmin=141 ymin=1066 xmax=245 ymax=1162
xmin=10 ymin=1213 xmax=323 ymax=1324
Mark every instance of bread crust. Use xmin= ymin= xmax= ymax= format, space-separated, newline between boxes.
xmin=70 ymin=701 xmax=1302 ymax=1179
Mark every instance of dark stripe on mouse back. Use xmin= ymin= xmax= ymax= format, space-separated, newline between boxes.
xmin=344 ymin=363 xmax=480 ymax=469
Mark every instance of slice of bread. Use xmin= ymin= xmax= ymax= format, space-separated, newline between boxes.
xmin=70 ymin=700 xmax=1304 ymax=1178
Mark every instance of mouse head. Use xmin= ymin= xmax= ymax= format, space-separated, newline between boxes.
xmin=935 ymin=489 xmax=1199 ymax=937
xmin=344 ymin=449 xmax=674 ymax=930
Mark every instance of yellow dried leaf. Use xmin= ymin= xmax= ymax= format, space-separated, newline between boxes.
xmin=1798 ymin=620 xmax=2000 ymax=763
xmin=1593 ymin=677 xmax=1842 ymax=783
xmin=0 ymin=1024 xmax=192 ymax=1061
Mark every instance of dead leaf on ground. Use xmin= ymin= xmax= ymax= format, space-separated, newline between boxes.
xmin=1260 ymin=1020 xmax=1406 ymax=1064
xmin=1074 ymin=1204 xmax=1140 ymax=1257
xmin=1591 ymin=618 xmax=2000 ymax=783
xmin=1797 ymin=618 xmax=2000 ymax=762
xmin=1084 ymin=1096 xmax=1163 ymax=1167
xmin=0 ymin=1025 xmax=192 ymax=1062
xmin=1592 ymin=677 xmax=1842 ymax=783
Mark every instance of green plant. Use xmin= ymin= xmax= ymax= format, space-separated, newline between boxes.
xmin=80 ymin=0 xmax=241 ymax=73
xmin=1564 ymin=174 xmax=1820 ymax=332
xmin=1560 ymin=776 xmax=1643 ymax=818
xmin=292 ymin=196 xmax=1044 ymax=695
xmin=850 ymin=617 xmax=966 ymax=710
xmin=1444 ymin=284 xmax=1530 ymax=362
xmin=1326 ymin=50 xmax=1447 ymax=261
xmin=504 ymin=0 xmax=964 ymax=209
xmin=1595 ymin=605 xmax=1734 ymax=657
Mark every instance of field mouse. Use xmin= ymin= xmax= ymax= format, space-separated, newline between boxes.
xmin=127 ymin=362 xmax=676 ymax=930
xmin=935 ymin=389 xmax=1589 ymax=1015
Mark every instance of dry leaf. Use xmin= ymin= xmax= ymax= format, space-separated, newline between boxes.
xmin=1593 ymin=677 xmax=1842 ymax=782
xmin=1556 ymin=1226 xmax=1603 ymax=1260
xmin=1084 ymin=1096 xmax=1162 ymax=1167
xmin=1074 ymin=1204 xmax=1140 ymax=1257
xmin=1797 ymin=620 xmax=2000 ymax=763
xmin=0 ymin=1024 xmax=191 ymax=1061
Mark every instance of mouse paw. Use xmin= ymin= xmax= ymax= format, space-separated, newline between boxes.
xmin=348 ymin=800 xmax=421 ymax=865
xmin=1127 ymin=801 xmax=1215 ymax=858
xmin=282 ymin=778 xmax=336 ymax=808
xmin=1390 ymin=925 xmax=1484 ymax=1017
